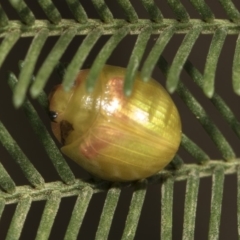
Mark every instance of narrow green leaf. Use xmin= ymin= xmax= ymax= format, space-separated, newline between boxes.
xmin=166 ymin=0 xmax=190 ymax=22
xmin=0 ymin=31 xmax=20 ymax=69
xmin=182 ymin=170 xmax=200 ymax=240
xmin=6 ymin=196 xmax=32 ymax=240
xmin=141 ymin=0 xmax=163 ymax=22
xmin=117 ymin=0 xmax=139 ymax=23
xmin=64 ymin=187 xmax=93 ymax=240
xmin=0 ymin=4 xmax=9 ymax=27
xmin=37 ymin=0 xmax=62 ymax=24
xmin=91 ymin=0 xmax=113 ymax=23
xmin=203 ymin=28 xmax=227 ymax=98
xmin=0 ymin=161 xmax=16 ymax=194
xmin=95 ymin=186 xmax=121 ymax=240
xmin=166 ymin=26 xmax=202 ymax=93
xmin=35 ymin=191 xmax=61 ymax=240
xmin=141 ymin=26 xmax=175 ymax=82
xmin=65 ymin=0 xmax=88 ymax=23
xmin=232 ymin=33 xmax=240 ymax=95
xmin=86 ymin=27 xmax=129 ymax=92
xmin=0 ymin=199 xmax=5 ymax=219
xmin=8 ymin=0 xmax=35 ymax=25
xmin=13 ymin=29 xmax=49 ymax=108
xmin=210 ymin=94 xmax=240 ymax=139
xmin=166 ymin=155 xmax=184 ymax=171
xmin=121 ymin=180 xmax=147 ymax=240
xmin=140 ymin=0 xmax=163 ymax=22
xmin=63 ymin=29 xmax=102 ymax=91
xmin=218 ymin=0 xmax=240 ymax=23
xmin=208 ymin=167 xmax=224 ymax=240
xmin=181 ymin=134 xmax=210 ymax=164
xmin=188 ymin=0 xmax=215 ymax=22
xmin=161 ymin=177 xmax=174 ymax=239
xmin=0 ymin=118 xmax=45 ymax=188
xmin=124 ymin=27 xmax=152 ymax=96
xmin=237 ymin=166 xmax=240 ymax=239
xmin=30 ymin=28 xmax=77 ymax=98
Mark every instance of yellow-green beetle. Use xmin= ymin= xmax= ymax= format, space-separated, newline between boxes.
xmin=49 ymin=65 xmax=182 ymax=181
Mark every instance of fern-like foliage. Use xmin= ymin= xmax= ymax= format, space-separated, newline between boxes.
xmin=0 ymin=0 xmax=240 ymax=239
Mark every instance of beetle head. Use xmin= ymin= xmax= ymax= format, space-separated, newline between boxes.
xmin=48 ymin=84 xmax=74 ymax=143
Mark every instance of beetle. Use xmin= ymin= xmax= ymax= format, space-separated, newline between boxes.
xmin=48 ymin=65 xmax=182 ymax=181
